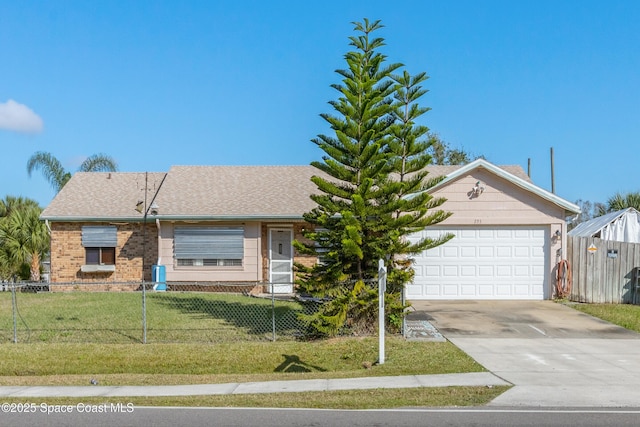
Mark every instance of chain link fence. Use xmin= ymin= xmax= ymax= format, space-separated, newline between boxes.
xmin=0 ymin=279 xmax=393 ymax=344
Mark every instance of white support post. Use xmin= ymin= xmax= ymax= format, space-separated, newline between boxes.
xmin=378 ymin=258 xmax=387 ymax=365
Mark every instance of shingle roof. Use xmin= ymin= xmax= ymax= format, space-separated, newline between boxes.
xmin=40 ymin=163 xmax=537 ymax=221
xmin=154 ymin=165 xmax=323 ymax=219
xmin=40 ymin=172 xmax=167 ymax=220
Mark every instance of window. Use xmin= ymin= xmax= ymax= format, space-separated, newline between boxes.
xmin=314 ymin=227 xmax=330 ymax=265
xmin=174 ymin=226 xmax=244 ymax=267
xmin=85 ymin=247 xmax=116 ymax=265
xmin=81 ymin=226 xmax=117 ymax=271
xmin=82 ymin=226 xmax=117 ymax=265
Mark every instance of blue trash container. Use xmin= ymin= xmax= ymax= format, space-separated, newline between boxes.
xmin=152 ymin=265 xmax=167 ymax=291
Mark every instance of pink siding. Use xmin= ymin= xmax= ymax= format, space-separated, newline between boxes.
xmin=433 ymin=170 xmax=565 ymax=226
xmin=160 ymin=221 xmax=262 ymax=282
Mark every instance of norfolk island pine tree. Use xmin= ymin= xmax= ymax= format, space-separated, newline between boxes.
xmin=294 ymin=19 xmax=452 ymax=337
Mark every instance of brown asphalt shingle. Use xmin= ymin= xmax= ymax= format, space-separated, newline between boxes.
xmin=40 ymin=164 xmax=530 ymax=220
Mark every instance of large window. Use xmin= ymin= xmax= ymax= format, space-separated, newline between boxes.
xmin=174 ymin=226 xmax=244 ymax=267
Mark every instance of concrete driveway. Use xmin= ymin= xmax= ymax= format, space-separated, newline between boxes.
xmin=408 ymin=300 xmax=640 ymax=407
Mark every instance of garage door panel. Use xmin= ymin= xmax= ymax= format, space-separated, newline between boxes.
xmin=496 ymin=265 xmax=512 ymax=276
xmin=461 ymin=265 xmax=476 ymax=276
xmin=442 ymin=246 xmax=459 ymax=257
xmin=408 ymin=226 xmax=549 ymax=300
xmin=460 ymin=229 xmax=476 ymax=238
xmin=477 ymin=229 xmax=493 ymax=238
xmin=424 ymin=265 xmax=440 ymax=276
xmin=496 ymin=246 xmax=512 ymax=257
xmin=478 ymin=266 xmax=494 ymax=276
xmin=514 ymin=246 xmax=532 ymax=257
xmin=513 ymin=284 xmax=531 ymax=296
xmin=514 ymin=265 xmax=532 ymax=276
xmin=442 ymin=285 xmax=459 ymax=296
xmin=477 ymin=284 xmax=494 ymax=296
xmin=443 ymin=265 xmax=458 ymax=276
xmin=460 ymin=284 xmax=477 ymax=295
xmin=460 ymin=246 xmax=477 ymax=257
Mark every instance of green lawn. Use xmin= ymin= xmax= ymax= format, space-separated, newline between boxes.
xmin=0 ymin=291 xmax=509 ymax=408
xmin=567 ymin=302 xmax=640 ymax=332
xmin=0 ymin=291 xmax=312 ymax=343
xmin=0 ymin=337 xmax=482 ymax=383
xmin=0 ymin=336 xmax=500 ymax=408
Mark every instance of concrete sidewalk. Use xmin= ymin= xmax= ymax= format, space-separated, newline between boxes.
xmin=0 ymin=372 xmax=509 ymax=398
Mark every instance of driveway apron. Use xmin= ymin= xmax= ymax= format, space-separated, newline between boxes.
xmin=408 ymin=301 xmax=640 ymax=407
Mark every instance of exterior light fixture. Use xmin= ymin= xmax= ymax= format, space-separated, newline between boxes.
xmin=149 ymin=202 xmax=159 ymax=216
xmin=471 ymin=181 xmax=485 ymax=198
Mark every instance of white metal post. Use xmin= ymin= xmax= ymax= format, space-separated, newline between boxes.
xmin=378 ymin=258 xmax=387 ymax=365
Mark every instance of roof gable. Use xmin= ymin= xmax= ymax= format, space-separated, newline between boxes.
xmin=429 ymin=159 xmax=580 ymax=215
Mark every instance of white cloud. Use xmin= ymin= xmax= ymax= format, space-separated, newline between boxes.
xmin=0 ymin=99 xmax=44 ymax=133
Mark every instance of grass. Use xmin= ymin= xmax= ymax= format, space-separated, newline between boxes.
xmin=0 ymin=337 xmax=503 ymax=408
xmin=0 ymin=387 xmax=510 ymax=409
xmin=0 ymin=291 xmax=311 ymax=343
xmin=567 ymin=302 xmax=640 ymax=332
xmin=0 ymin=337 xmax=482 ymax=384
xmin=0 ymin=291 xmax=508 ymax=408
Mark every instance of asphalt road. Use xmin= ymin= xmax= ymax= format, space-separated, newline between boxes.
xmin=3 ymin=407 xmax=640 ymax=427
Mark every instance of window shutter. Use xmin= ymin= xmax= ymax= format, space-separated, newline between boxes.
xmin=174 ymin=227 xmax=244 ymax=260
xmin=82 ymin=226 xmax=117 ymax=247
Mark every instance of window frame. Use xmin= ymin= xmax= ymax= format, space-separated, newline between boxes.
xmin=174 ymin=226 xmax=244 ymax=269
xmin=81 ymin=226 xmax=117 ymax=272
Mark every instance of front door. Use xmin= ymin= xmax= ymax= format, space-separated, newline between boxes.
xmin=269 ymin=228 xmax=293 ymax=293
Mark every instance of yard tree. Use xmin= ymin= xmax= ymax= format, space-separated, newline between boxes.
xmin=27 ymin=151 xmax=118 ymax=193
xmin=428 ymin=133 xmax=479 ymax=165
xmin=294 ymin=19 xmax=451 ymax=336
xmin=0 ymin=197 xmax=49 ymax=281
xmin=570 ymin=199 xmax=606 ymax=230
xmin=603 ymin=191 xmax=640 ymax=213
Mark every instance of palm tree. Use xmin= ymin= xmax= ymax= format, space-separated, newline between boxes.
xmin=602 ymin=191 xmax=640 ymax=214
xmin=27 ymin=151 xmax=118 ymax=193
xmin=0 ymin=195 xmax=40 ymax=218
xmin=0 ymin=199 xmax=49 ymax=281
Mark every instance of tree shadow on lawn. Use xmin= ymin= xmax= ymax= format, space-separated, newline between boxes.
xmin=274 ymin=354 xmax=328 ymax=373
xmin=147 ymin=293 xmax=315 ymax=339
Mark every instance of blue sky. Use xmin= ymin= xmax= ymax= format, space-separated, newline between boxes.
xmin=1 ymin=1 xmax=638 ymax=208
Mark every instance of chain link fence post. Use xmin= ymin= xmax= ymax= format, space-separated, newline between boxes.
xmin=142 ymin=281 xmax=147 ymax=344
xmin=401 ymin=283 xmax=406 ymax=339
xmin=271 ymin=283 xmax=276 ymax=342
xmin=11 ymin=281 xmax=18 ymax=344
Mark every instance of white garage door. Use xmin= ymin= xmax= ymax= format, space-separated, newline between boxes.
xmin=407 ymin=226 xmax=549 ymax=300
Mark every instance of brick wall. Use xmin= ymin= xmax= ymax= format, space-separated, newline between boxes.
xmin=49 ymin=222 xmax=158 ymax=285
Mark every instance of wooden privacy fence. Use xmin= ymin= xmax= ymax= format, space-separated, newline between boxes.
xmin=567 ymin=236 xmax=640 ymax=304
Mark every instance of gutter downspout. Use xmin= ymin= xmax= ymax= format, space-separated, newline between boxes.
xmin=155 ymin=218 xmax=161 ymax=266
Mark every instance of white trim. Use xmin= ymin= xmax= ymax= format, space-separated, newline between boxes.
xmin=81 ymin=265 xmax=116 ymax=273
xmin=429 ymin=159 xmax=581 ymax=215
